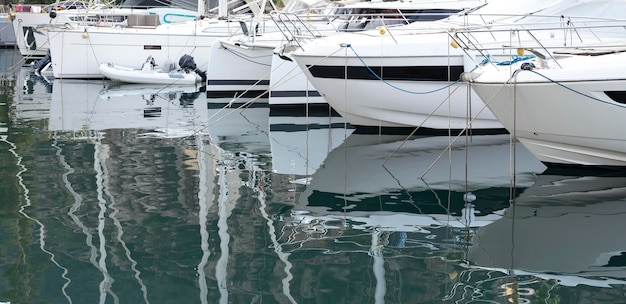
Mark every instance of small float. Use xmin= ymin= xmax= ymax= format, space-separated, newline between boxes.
xmin=99 ymin=55 xmax=206 ymax=85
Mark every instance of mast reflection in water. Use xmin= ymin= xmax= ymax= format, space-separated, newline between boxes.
xmin=1 ymin=49 xmax=626 ymax=303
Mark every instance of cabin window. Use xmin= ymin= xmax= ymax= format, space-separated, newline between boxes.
xmin=604 ymin=91 xmax=626 ymax=104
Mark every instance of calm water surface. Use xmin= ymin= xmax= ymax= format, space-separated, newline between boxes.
xmin=2 ymin=48 xmax=626 ymax=303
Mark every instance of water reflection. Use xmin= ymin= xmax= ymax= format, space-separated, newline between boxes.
xmin=2 ymin=61 xmax=626 ymax=303
xmin=0 ymin=48 xmax=22 ymax=75
xmin=269 ymin=109 xmax=354 ymax=179
xmin=207 ymin=97 xmax=271 ymax=155
xmin=272 ymin=132 xmax=547 ymax=302
xmin=297 ymin=133 xmax=546 ymax=224
xmin=13 ymin=67 xmax=52 ymax=121
xmin=469 ymin=168 xmax=626 ymax=287
xmin=50 ymin=80 xmax=205 ymax=138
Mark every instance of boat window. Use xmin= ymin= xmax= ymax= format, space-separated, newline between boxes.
xmin=404 ymin=9 xmax=461 ymax=23
xmin=604 ymin=91 xmax=626 ymax=104
xmin=337 ymin=8 xmax=462 ymax=32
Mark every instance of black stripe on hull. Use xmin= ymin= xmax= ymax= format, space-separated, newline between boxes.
xmin=206 ymin=79 xmax=270 ymax=98
xmin=269 ymin=122 xmax=354 ymax=132
xmin=269 ymin=104 xmax=340 ymax=117
xmin=269 ymin=90 xmax=322 ymax=98
xmin=206 ymin=101 xmax=269 ymax=109
xmin=206 ymin=79 xmax=271 ymax=86
xmin=307 ymin=65 xmax=465 ymax=81
xmin=352 ymin=125 xmax=508 ymax=136
xmin=206 ymin=90 xmax=268 ymax=98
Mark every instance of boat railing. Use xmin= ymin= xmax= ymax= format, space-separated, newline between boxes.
xmin=448 ymin=20 xmax=626 ymax=70
xmin=269 ymin=10 xmax=414 ymax=50
xmin=270 ymin=11 xmax=328 ymax=49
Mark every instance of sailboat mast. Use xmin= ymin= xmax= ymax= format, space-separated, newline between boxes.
xmin=198 ymin=0 xmax=205 ymax=16
xmin=218 ymin=0 xmax=227 ymax=18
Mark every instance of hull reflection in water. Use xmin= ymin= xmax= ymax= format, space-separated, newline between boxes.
xmin=13 ymin=68 xmax=53 ymax=121
xmin=49 ymin=80 xmax=206 ymax=137
xmin=274 ymin=133 xmax=550 ymax=303
xmin=269 ymin=110 xmax=354 ymax=178
xmin=206 ymin=97 xmax=271 ymax=155
xmin=468 ymin=169 xmax=626 ymax=287
xmin=7 ymin=64 xmax=626 ymax=302
xmin=297 ymin=133 xmax=547 ymax=227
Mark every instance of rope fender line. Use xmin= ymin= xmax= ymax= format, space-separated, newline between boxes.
xmin=511 ymin=68 xmax=626 ymax=108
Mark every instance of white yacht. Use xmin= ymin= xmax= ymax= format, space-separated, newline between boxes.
xmin=204 ymin=0 xmax=486 ymax=99
xmin=11 ymin=2 xmax=198 ymax=59
xmin=290 ymin=0 xmax=626 ymax=132
xmin=45 ymin=0 xmax=266 ymax=79
xmin=464 ymin=42 xmax=626 ymax=167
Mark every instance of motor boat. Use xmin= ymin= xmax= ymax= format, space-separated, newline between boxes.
xmin=464 ymin=44 xmax=626 ymax=167
xmin=99 ymin=55 xmax=205 ymax=85
xmin=290 ymin=0 xmax=626 ymax=132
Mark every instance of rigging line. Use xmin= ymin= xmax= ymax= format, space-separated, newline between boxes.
xmin=510 ymin=70 xmax=519 ymax=204
xmin=223 ymin=45 xmax=273 ymax=66
xmin=6 ymin=55 xmax=25 ymax=76
xmin=507 ymin=73 xmax=519 ymax=277
xmin=448 ymin=37 xmax=456 ymax=254
xmin=379 ymin=163 xmax=422 ymax=213
xmin=342 ymin=44 xmax=349 ymax=221
xmin=418 ymin=84 xmax=511 ymax=180
xmin=381 ymin=80 xmax=465 ymax=166
xmin=347 ymin=45 xmax=462 ymax=94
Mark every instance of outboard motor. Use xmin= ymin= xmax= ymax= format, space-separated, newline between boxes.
xmin=179 ymin=54 xmax=206 ymax=82
xmin=33 ymin=49 xmax=52 ymax=73
xmin=141 ymin=56 xmax=156 ymax=71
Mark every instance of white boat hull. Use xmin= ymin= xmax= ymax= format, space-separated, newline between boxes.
xmin=292 ymin=33 xmax=504 ymax=131
xmin=11 ymin=10 xmax=54 ymax=57
xmin=469 ymin=53 xmax=626 ymax=167
xmin=48 ymin=19 xmax=238 ymax=79
xmin=206 ymin=37 xmax=277 ymax=97
xmin=291 ymin=0 xmax=626 ymax=131
xmin=269 ymin=48 xmax=326 ymax=107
